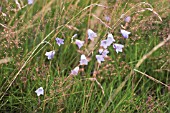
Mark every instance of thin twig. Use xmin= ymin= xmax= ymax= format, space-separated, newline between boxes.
xmin=0 ymin=23 xmax=9 ymax=29
xmin=87 ymin=78 xmax=105 ymax=96
xmin=92 ymin=14 xmax=112 ymax=29
xmin=134 ymin=69 xmax=169 ymax=88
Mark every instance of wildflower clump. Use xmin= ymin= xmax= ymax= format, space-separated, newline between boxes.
xmin=44 ymin=25 xmax=131 ymax=76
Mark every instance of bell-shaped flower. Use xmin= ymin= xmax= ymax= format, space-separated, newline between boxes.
xmin=56 ymin=37 xmax=64 ymax=46
xmin=45 ymin=50 xmax=55 ymax=59
xmin=113 ymin=44 xmax=124 ymax=53
xmin=124 ymin=16 xmax=131 ymax=23
xmin=102 ymin=49 xmax=109 ymax=57
xmin=71 ymin=66 xmax=79 ymax=76
xmin=28 ymin=0 xmax=33 ymax=4
xmin=105 ymin=16 xmax=111 ymax=22
xmin=35 ymin=87 xmax=44 ymax=96
xmin=99 ymin=48 xmax=104 ymax=54
xmin=106 ymin=33 xmax=115 ymax=46
xmin=75 ymin=39 xmax=84 ymax=49
xmin=87 ymin=29 xmax=97 ymax=41
xmin=80 ymin=54 xmax=88 ymax=65
xmin=96 ymin=55 xmax=105 ymax=64
xmin=72 ymin=34 xmax=78 ymax=38
xmin=121 ymin=29 xmax=131 ymax=39
xmin=100 ymin=40 xmax=109 ymax=49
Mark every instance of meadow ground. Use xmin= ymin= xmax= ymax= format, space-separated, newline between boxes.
xmin=0 ymin=0 xmax=170 ymax=112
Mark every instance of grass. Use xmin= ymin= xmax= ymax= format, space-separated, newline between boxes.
xmin=0 ymin=0 xmax=170 ymax=112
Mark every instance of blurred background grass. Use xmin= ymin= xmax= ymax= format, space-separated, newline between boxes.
xmin=0 ymin=0 xmax=170 ymax=112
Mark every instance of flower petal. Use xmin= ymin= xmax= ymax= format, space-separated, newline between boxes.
xmin=45 ymin=50 xmax=55 ymax=59
xmin=100 ymin=40 xmax=108 ymax=49
xmin=71 ymin=66 xmax=79 ymax=76
xmin=80 ymin=54 xmax=88 ymax=65
xmin=28 ymin=0 xmax=34 ymax=4
xmin=124 ymin=16 xmax=131 ymax=23
xmin=56 ymin=37 xmax=64 ymax=46
xmin=106 ymin=33 xmax=115 ymax=46
xmin=120 ymin=29 xmax=131 ymax=39
xmin=113 ymin=44 xmax=124 ymax=53
xmin=87 ymin=29 xmax=97 ymax=41
xmin=35 ymin=87 xmax=44 ymax=96
xmin=96 ymin=55 xmax=105 ymax=64
xmin=75 ymin=39 xmax=84 ymax=49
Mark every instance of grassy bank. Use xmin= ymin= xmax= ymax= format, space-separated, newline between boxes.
xmin=0 ymin=0 xmax=170 ymax=112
